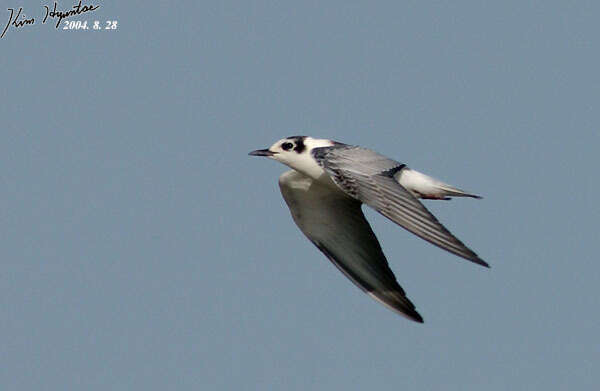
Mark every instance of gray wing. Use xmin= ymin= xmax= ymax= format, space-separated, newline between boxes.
xmin=313 ymin=145 xmax=488 ymax=267
xmin=279 ymin=170 xmax=423 ymax=322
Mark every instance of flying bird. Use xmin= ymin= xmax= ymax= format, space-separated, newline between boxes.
xmin=249 ymin=136 xmax=488 ymax=322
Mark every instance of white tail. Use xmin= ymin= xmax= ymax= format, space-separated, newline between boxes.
xmin=395 ymin=168 xmax=482 ymax=200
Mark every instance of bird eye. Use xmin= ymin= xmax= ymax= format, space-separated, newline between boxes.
xmin=281 ymin=142 xmax=294 ymax=151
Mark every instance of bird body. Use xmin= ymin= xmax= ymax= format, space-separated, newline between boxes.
xmin=250 ymin=136 xmax=488 ymax=322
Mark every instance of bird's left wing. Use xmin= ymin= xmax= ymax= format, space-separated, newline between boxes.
xmin=313 ymin=145 xmax=488 ymax=267
xmin=278 ymin=170 xmax=423 ymax=322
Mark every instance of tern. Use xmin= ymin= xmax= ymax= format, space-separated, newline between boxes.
xmin=249 ymin=136 xmax=488 ymax=322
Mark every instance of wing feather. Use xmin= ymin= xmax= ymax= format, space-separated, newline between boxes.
xmin=278 ymin=170 xmax=423 ymax=322
xmin=314 ymin=146 xmax=488 ymax=267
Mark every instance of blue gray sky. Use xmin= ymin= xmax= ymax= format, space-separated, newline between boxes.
xmin=1 ymin=1 xmax=599 ymax=389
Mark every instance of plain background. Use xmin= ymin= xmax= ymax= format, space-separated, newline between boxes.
xmin=1 ymin=1 xmax=599 ymax=389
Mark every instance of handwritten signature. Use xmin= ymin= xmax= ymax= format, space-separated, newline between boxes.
xmin=1 ymin=1 xmax=99 ymax=39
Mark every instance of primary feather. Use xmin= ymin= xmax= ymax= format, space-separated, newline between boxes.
xmin=312 ymin=145 xmax=488 ymax=267
xmin=279 ymin=170 xmax=423 ymax=322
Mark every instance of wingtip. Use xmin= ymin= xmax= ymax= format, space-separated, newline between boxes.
xmin=403 ymin=308 xmax=424 ymax=323
xmin=399 ymin=310 xmax=424 ymax=323
xmin=412 ymin=313 xmax=424 ymax=323
xmin=474 ymin=258 xmax=491 ymax=268
xmin=461 ymin=192 xmax=483 ymax=199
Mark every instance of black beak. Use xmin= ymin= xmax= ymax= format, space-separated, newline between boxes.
xmin=248 ymin=149 xmax=275 ymax=157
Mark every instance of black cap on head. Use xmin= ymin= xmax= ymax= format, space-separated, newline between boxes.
xmin=286 ymin=136 xmax=306 ymax=153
